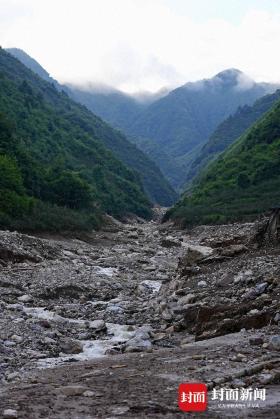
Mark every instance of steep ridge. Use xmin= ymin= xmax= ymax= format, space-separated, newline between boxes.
xmin=6 ymin=48 xmax=62 ymax=90
xmin=10 ymin=49 xmax=277 ymax=192
xmin=67 ymin=85 xmax=145 ymax=132
xmin=184 ymin=89 xmax=280 ymax=187
xmin=167 ymin=98 xmax=280 ymax=225
xmin=66 ymin=85 xmax=169 ymax=132
xmin=126 ymin=69 xmax=278 ymax=188
xmin=0 ymin=48 xmax=152 ymax=230
xmin=6 ymin=48 xmax=177 ymax=205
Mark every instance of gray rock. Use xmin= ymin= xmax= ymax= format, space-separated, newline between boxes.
xmin=255 ymin=282 xmax=268 ymax=295
xmin=89 ymin=320 xmax=106 ymax=331
xmin=17 ymin=294 xmax=33 ymax=303
xmin=4 ymin=341 xmax=16 ymax=347
xmin=110 ymin=406 xmax=130 ymax=415
xmin=3 ymin=409 xmax=18 ymax=418
xmin=220 ymin=244 xmax=248 ymax=257
xmin=43 ymin=337 xmax=56 ymax=344
xmin=127 ymin=232 xmax=138 ymax=239
xmin=59 ymin=338 xmax=83 ymax=354
xmin=6 ymin=372 xmax=20 ymax=381
xmin=274 ymin=313 xmax=280 ymax=322
xmin=83 ymin=390 xmax=96 ymax=397
xmin=124 ymin=336 xmax=152 ymax=352
xmin=178 ymin=294 xmax=196 ymax=305
xmin=160 ymin=237 xmax=181 ymax=248
xmin=162 ymin=309 xmax=173 ymax=321
xmin=258 ymin=373 xmax=273 ymax=385
xmin=180 ymin=245 xmax=213 ymax=267
xmin=249 ymin=337 xmax=264 ymax=346
xmin=11 ymin=335 xmax=23 ymax=344
xmin=60 ymin=386 xmax=88 ymax=396
xmin=269 ymin=335 xmax=280 ymax=351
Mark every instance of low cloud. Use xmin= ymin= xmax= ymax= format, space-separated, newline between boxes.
xmin=1 ymin=1 xmax=280 ymax=92
xmin=235 ymin=72 xmax=255 ymax=91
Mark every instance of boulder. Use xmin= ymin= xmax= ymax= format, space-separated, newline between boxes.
xmin=3 ymin=410 xmax=18 ymax=419
xmin=220 ymin=244 xmax=248 ymax=257
xmin=249 ymin=337 xmax=264 ymax=346
xmin=269 ymin=335 xmax=280 ymax=351
xmin=60 ymin=386 xmax=88 ymax=396
xmin=59 ymin=338 xmax=83 ymax=354
xmin=178 ymin=294 xmax=196 ymax=305
xmin=89 ymin=320 xmax=106 ymax=332
xmin=124 ymin=336 xmax=152 ymax=352
xmin=160 ymin=237 xmax=181 ymax=248
xmin=179 ymin=245 xmax=214 ymax=269
xmin=18 ymin=294 xmax=33 ymax=303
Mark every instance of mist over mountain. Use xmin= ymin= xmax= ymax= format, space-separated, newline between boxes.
xmin=8 ymin=48 xmax=279 ymax=195
xmin=66 ymin=84 xmax=169 ymax=132
xmin=125 ymin=69 xmax=279 ymax=189
xmin=65 ymin=67 xmax=279 ymax=191
xmin=66 ymin=84 xmax=145 ymax=132
xmin=167 ymin=94 xmax=280 ymax=225
xmin=6 ymin=48 xmax=62 ymax=91
xmin=6 ymin=48 xmax=177 ymax=206
xmin=183 ymin=88 xmax=280 ymax=188
xmin=0 ymin=48 xmax=154 ymax=230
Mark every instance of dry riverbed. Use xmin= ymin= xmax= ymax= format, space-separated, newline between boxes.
xmin=0 ymin=215 xmax=280 ymax=418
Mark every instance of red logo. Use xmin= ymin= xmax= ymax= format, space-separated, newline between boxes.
xmin=178 ymin=383 xmax=207 ymax=412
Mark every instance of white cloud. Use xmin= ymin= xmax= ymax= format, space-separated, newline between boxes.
xmin=1 ymin=0 xmax=280 ymax=92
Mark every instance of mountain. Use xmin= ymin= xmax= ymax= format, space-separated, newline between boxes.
xmin=126 ymin=69 xmax=279 ymax=188
xmin=67 ymin=85 xmax=169 ymax=132
xmin=67 ymin=85 xmax=146 ymax=132
xmin=0 ymin=47 xmax=155 ymax=231
xmin=10 ymin=48 xmax=279 ymax=195
xmin=166 ymin=97 xmax=280 ymax=226
xmin=183 ymin=89 xmax=280 ymax=188
xmin=67 ymin=85 xmax=182 ymax=188
xmin=6 ymin=48 xmax=62 ymax=90
xmin=6 ymin=48 xmax=177 ymax=206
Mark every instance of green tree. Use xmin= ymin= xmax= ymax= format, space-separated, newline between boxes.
xmin=48 ymin=171 xmax=92 ymax=209
xmin=0 ymin=154 xmax=25 ymax=194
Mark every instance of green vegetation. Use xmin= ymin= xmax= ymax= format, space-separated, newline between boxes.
xmin=126 ymin=69 xmax=276 ymax=189
xmin=7 ymin=48 xmax=177 ymax=206
xmin=12 ymin=50 xmax=277 ymax=194
xmin=184 ymin=89 xmax=280 ymax=188
xmin=0 ymin=48 xmax=152 ymax=232
xmin=167 ymin=100 xmax=280 ymax=226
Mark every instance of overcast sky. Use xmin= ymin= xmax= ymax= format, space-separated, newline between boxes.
xmin=1 ymin=0 xmax=280 ymax=93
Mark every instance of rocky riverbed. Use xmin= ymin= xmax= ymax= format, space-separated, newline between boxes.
xmin=0 ymin=215 xmax=280 ymax=418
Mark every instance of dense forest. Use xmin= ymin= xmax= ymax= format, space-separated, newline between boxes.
xmin=10 ymin=49 xmax=278 ymax=193
xmin=124 ymin=69 xmax=278 ymax=189
xmin=0 ymin=48 xmax=153 ymax=231
xmin=183 ymin=89 xmax=280 ymax=188
xmin=5 ymin=47 xmax=280 ymax=231
xmin=7 ymin=48 xmax=177 ymax=206
xmin=166 ymin=98 xmax=280 ymax=226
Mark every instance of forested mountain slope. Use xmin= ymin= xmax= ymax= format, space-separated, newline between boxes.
xmin=184 ymin=89 xmax=280 ymax=187
xmin=126 ymin=69 xmax=278 ymax=188
xmin=6 ymin=48 xmax=177 ymax=205
xmin=167 ymin=98 xmax=280 ymax=225
xmin=0 ymin=48 xmax=153 ymax=231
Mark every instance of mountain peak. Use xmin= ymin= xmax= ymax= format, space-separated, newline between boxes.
xmin=215 ymin=68 xmax=243 ymax=79
xmin=213 ymin=68 xmax=244 ymax=85
xmin=212 ymin=68 xmax=256 ymax=89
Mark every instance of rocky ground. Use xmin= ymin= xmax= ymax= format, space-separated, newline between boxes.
xmin=0 ymin=213 xmax=280 ymax=418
